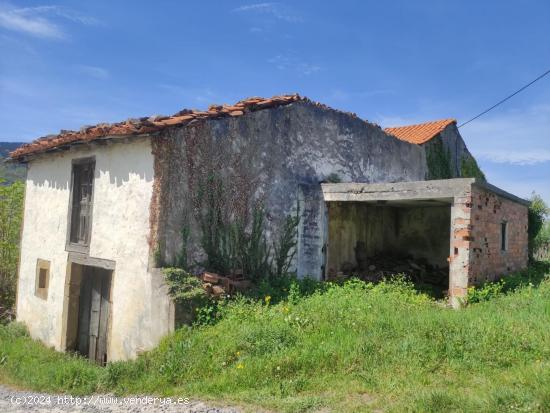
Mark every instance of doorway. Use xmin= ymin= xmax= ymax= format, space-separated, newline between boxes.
xmin=65 ymin=263 xmax=112 ymax=365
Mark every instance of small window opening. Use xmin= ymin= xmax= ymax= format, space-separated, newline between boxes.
xmin=35 ymin=259 xmax=50 ymax=299
xmin=38 ymin=268 xmax=47 ymax=288
xmin=501 ymin=222 xmax=507 ymax=251
xmin=69 ymin=158 xmax=95 ymax=247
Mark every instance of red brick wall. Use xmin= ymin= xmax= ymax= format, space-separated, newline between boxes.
xmin=467 ymin=186 xmax=528 ymax=284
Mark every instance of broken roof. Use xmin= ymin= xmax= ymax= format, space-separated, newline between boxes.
xmin=10 ymin=93 xmax=456 ymax=161
xmin=9 ymin=94 xmax=305 ymax=160
xmin=384 ymin=119 xmax=456 ymax=145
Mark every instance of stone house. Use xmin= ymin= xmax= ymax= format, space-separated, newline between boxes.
xmin=10 ymin=94 xmax=528 ymax=362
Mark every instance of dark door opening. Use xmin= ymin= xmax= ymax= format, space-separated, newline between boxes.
xmin=326 ymin=201 xmax=451 ymax=298
xmin=75 ymin=266 xmax=112 ymax=365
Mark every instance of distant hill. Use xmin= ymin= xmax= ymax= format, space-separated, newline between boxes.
xmin=0 ymin=142 xmax=26 ymax=184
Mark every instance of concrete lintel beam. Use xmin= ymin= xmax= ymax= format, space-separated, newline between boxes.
xmin=321 ymin=178 xmax=474 ymax=203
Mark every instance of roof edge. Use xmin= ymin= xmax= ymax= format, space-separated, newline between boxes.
xmin=383 ymin=118 xmax=457 ymax=145
xmin=9 ymin=93 xmax=387 ymax=162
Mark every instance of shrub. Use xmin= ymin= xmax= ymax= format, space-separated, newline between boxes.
xmin=467 ymin=279 xmax=505 ymax=303
xmin=253 ymin=273 xmax=326 ymax=304
xmin=0 ymin=180 xmax=24 ymax=323
xmin=466 ymin=260 xmax=550 ymax=303
xmin=528 ymin=193 xmax=549 ymax=259
xmin=163 ymin=268 xmax=210 ymax=325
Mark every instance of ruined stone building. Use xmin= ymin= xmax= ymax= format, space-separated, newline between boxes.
xmin=10 ymin=94 xmax=528 ymax=362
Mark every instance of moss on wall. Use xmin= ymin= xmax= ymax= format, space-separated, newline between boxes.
xmin=461 ymin=155 xmax=486 ymax=180
xmin=426 ymin=139 xmax=452 ymax=180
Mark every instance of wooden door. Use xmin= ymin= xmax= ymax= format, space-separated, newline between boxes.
xmin=77 ymin=266 xmax=111 ymax=365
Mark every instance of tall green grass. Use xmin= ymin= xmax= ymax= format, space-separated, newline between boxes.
xmin=1 ymin=266 xmax=550 ymax=412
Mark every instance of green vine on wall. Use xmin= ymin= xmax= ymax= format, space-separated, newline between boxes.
xmin=190 ymin=172 xmax=300 ymax=282
xmin=460 ymin=155 xmax=486 ymax=180
xmin=426 ymin=139 xmax=452 ymax=180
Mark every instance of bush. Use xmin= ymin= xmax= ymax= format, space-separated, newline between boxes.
xmin=528 ymin=193 xmax=549 ymax=259
xmin=0 ymin=180 xmax=24 ymax=323
xmin=467 ymin=279 xmax=505 ymax=303
xmin=253 ymin=273 xmax=326 ymax=304
xmin=466 ymin=260 xmax=550 ymax=303
xmin=163 ymin=268 xmax=210 ymax=326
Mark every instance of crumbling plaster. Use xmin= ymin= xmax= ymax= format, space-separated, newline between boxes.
xmin=153 ymin=100 xmax=428 ymax=278
xmin=16 ymin=138 xmax=172 ymax=361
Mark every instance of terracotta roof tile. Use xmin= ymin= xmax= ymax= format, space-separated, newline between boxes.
xmin=10 ymin=94 xmax=303 ymax=160
xmin=384 ymin=119 xmax=456 ymax=145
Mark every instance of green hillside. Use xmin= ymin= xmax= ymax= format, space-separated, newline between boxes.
xmin=0 ymin=143 xmax=26 ymax=184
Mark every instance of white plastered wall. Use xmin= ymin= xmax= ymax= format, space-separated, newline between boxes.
xmin=16 ymin=137 xmax=173 ymax=360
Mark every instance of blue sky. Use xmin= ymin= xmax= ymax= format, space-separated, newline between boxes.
xmin=1 ymin=0 xmax=549 ymax=203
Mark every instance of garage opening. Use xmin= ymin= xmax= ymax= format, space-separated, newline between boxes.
xmin=326 ymin=200 xmax=451 ymax=297
xmin=65 ymin=263 xmax=112 ymax=365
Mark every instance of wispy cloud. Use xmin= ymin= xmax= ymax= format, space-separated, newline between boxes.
xmin=233 ymin=3 xmax=302 ymax=23
xmin=76 ymin=65 xmax=110 ymax=80
xmin=460 ymin=104 xmax=550 ymax=166
xmin=0 ymin=3 xmax=97 ymax=39
xmin=0 ymin=3 xmax=63 ymax=38
xmin=268 ymin=54 xmax=321 ymax=75
xmin=476 ymin=149 xmax=550 ymax=165
xmin=15 ymin=5 xmax=98 ymax=25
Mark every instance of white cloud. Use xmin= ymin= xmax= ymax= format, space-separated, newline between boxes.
xmin=268 ymin=54 xmax=321 ymax=75
xmin=0 ymin=3 xmax=63 ymax=38
xmin=0 ymin=3 xmax=97 ymax=39
xmin=460 ymin=104 xmax=550 ymax=166
xmin=476 ymin=149 xmax=550 ymax=165
xmin=76 ymin=65 xmax=110 ymax=80
xmin=233 ymin=3 xmax=301 ymax=23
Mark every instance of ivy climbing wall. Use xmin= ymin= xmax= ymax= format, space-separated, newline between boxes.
xmin=423 ymin=122 xmax=485 ymax=181
xmin=150 ymin=100 xmax=428 ymax=279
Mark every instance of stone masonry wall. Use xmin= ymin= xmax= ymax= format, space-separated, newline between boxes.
xmin=152 ymin=100 xmax=427 ymax=279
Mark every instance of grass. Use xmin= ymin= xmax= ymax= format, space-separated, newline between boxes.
xmin=1 ymin=262 xmax=550 ymax=412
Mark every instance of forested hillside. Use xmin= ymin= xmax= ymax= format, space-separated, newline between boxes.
xmin=0 ymin=143 xmax=26 ymax=184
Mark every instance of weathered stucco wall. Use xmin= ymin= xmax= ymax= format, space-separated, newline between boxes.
xmin=16 ymin=138 xmax=172 ymax=361
xmin=393 ymin=206 xmax=451 ymax=266
xmin=326 ymin=203 xmax=397 ymax=272
xmin=153 ymin=101 xmax=428 ymax=279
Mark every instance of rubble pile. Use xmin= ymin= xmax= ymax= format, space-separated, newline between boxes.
xmin=329 ymin=252 xmax=448 ymax=289
xmin=200 ymin=271 xmax=252 ymax=297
